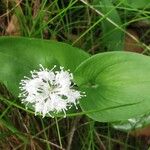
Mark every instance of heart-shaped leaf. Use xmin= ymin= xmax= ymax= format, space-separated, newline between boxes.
xmin=0 ymin=37 xmax=89 ymax=96
xmin=74 ymin=52 xmax=150 ymax=122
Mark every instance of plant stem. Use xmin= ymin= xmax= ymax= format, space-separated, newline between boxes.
xmin=55 ymin=117 xmax=63 ymax=148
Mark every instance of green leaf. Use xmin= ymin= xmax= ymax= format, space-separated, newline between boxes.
xmin=74 ymin=52 xmax=150 ymax=122
xmin=93 ymin=0 xmax=124 ymax=51
xmin=0 ymin=36 xmax=89 ymax=96
xmin=113 ymin=0 xmax=150 ymax=9
xmin=125 ymin=0 xmax=150 ymax=9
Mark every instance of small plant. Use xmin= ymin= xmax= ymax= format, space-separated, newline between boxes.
xmin=1 ymin=0 xmax=150 ymax=149
xmin=1 ymin=37 xmax=150 ymax=123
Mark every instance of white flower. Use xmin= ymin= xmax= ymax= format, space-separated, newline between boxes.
xmin=19 ymin=64 xmax=85 ymax=118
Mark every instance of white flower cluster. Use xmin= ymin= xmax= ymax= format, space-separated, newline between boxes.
xmin=19 ymin=64 xmax=84 ymax=118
